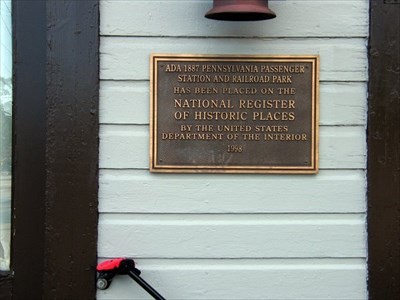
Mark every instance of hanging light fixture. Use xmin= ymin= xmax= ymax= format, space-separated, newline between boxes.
xmin=205 ymin=0 xmax=276 ymax=21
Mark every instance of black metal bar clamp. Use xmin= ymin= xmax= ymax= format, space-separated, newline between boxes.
xmin=96 ymin=258 xmax=166 ymax=300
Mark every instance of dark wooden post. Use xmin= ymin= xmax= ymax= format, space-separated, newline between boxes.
xmin=367 ymin=0 xmax=400 ymax=298
xmin=0 ymin=1 xmax=99 ymax=299
xmin=42 ymin=1 xmax=99 ymax=298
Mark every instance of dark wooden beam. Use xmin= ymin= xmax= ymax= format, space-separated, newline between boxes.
xmin=0 ymin=1 xmax=99 ymax=299
xmin=42 ymin=1 xmax=99 ymax=298
xmin=367 ymin=0 xmax=400 ymax=299
xmin=9 ymin=0 xmax=47 ymax=298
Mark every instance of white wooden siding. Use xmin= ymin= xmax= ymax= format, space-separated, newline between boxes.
xmin=99 ymin=125 xmax=366 ymax=169
xmin=99 ymin=214 xmax=366 ymax=258
xmin=98 ymin=0 xmax=368 ymax=299
xmin=98 ymin=259 xmax=366 ymax=300
xmin=100 ymin=37 xmax=368 ymax=81
xmin=100 ymin=81 xmax=367 ymax=126
xmin=99 ymin=170 xmax=366 ymax=214
xmin=100 ymin=0 xmax=368 ymax=38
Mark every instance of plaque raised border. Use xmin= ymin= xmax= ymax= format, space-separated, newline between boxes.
xmin=150 ymin=54 xmax=319 ymax=174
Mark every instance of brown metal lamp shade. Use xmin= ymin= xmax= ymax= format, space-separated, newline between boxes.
xmin=205 ymin=0 xmax=276 ymax=21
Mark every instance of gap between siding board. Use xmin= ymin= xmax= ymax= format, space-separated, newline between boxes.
xmin=98 ymin=167 xmax=367 ymax=171
xmin=100 ymin=79 xmax=368 ymax=82
xmin=98 ymin=212 xmax=366 ymax=216
xmin=99 ymin=35 xmax=369 ymax=39
xmin=98 ymin=213 xmax=365 ymax=224
xmin=96 ymin=257 xmax=367 ymax=267
xmin=99 ymin=79 xmax=368 ymax=83
xmin=99 ymin=123 xmax=366 ymax=127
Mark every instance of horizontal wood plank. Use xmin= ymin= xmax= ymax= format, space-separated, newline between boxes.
xmin=100 ymin=81 xmax=367 ymax=126
xmin=97 ymin=259 xmax=366 ymax=299
xmin=99 ymin=169 xmax=366 ymax=214
xmin=100 ymin=37 xmax=368 ymax=81
xmin=100 ymin=0 xmax=368 ymax=38
xmin=99 ymin=125 xmax=366 ymax=169
xmin=98 ymin=214 xmax=366 ymax=258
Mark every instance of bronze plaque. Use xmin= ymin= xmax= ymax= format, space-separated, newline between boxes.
xmin=150 ymin=54 xmax=319 ymax=173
